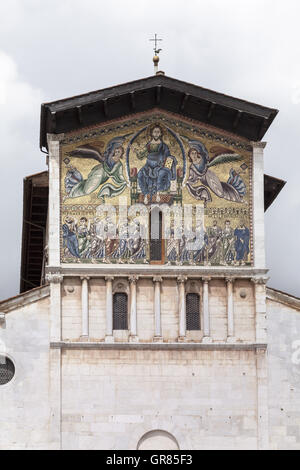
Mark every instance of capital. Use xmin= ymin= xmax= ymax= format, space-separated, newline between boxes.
xmin=80 ymin=276 xmax=90 ymax=281
xmin=105 ymin=276 xmax=114 ymax=282
xmin=250 ymin=141 xmax=267 ymax=149
xmin=225 ymin=277 xmax=235 ymax=284
xmin=202 ymin=276 xmax=211 ymax=283
xmin=129 ymin=275 xmax=139 ymax=283
xmin=177 ymin=276 xmax=187 ymax=284
xmin=46 ymin=272 xmax=63 ymax=284
xmin=153 ymin=276 xmax=163 ymax=283
xmin=251 ymin=276 xmax=269 ymax=285
xmin=47 ymin=132 xmax=65 ymax=144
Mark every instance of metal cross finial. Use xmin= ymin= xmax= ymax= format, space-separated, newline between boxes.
xmin=149 ymin=33 xmax=162 ymax=55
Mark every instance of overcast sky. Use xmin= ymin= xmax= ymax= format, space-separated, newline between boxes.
xmin=0 ymin=0 xmax=299 ymax=300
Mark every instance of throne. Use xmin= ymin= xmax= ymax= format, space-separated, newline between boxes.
xmin=130 ymin=167 xmax=183 ymax=206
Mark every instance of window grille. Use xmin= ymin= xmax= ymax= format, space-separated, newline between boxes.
xmin=113 ymin=293 xmax=128 ymax=330
xmin=150 ymin=209 xmax=162 ymax=261
xmin=0 ymin=356 xmax=15 ymax=385
xmin=186 ymin=293 xmax=200 ymax=330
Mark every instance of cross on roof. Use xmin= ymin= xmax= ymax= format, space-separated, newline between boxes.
xmin=149 ymin=33 xmax=162 ymax=55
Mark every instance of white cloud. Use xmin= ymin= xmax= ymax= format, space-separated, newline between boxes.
xmin=0 ymin=0 xmax=299 ymax=298
xmin=0 ymin=50 xmax=45 ymax=300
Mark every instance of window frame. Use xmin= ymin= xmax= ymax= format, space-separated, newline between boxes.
xmin=186 ymin=292 xmax=201 ymax=331
xmin=113 ymin=291 xmax=128 ymax=331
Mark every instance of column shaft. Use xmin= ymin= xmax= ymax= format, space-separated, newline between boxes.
xmin=105 ymin=277 xmax=114 ymax=341
xmin=178 ymin=278 xmax=186 ymax=339
xmin=129 ymin=276 xmax=138 ymax=341
xmin=226 ymin=279 xmax=235 ymax=340
xmin=81 ymin=277 xmax=89 ymax=338
xmin=153 ymin=277 xmax=162 ymax=340
xmin=202 ymin=278 xmax=211 ymax=342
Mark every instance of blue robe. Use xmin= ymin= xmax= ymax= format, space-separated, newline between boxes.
xmin=62 ymin=224 xmax=80 ymax=258
xmin=137 ymin=141 xmax=177 ymax=197
xmin=234 ymin=226 xmax=250 ymax=261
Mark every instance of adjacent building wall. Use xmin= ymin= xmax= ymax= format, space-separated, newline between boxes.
xmin=267 ymin=297 xmax=300 ymax=450
xmin=0 ymin=295 xmax=50 ymax=449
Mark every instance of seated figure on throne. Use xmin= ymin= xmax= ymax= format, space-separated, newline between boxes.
xmin=135 ymin=125 xmax=177 ymax=204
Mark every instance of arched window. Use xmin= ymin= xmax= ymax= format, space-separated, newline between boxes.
xmin=137 ymin=430 xmax=179 ymax=450
xmin=0 ymin=356 xmax=15 ymax=385
xmin=113 ymin=292 xmax=128 ymax=330
xmin=186 ymin=293 xmax=200 ymax=330
xmin=150 ymin=207 xmax=163 ymax=263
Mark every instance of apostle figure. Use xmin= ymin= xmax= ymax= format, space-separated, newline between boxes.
xmin=136 ymin=125 xmax=177 ymax=204
xmin=62 ymin=218 xmax=80 ymax=259
xmin=234 ymin=222 xmax=250 ymax=265
xmin=207 ymin=220 xmax=223 ymax=264
xmin=222 ymin=220 xmax=236 ymax=265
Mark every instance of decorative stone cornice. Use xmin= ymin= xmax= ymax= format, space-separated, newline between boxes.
xmin=45 ymin=273 xmax=63 ymax=284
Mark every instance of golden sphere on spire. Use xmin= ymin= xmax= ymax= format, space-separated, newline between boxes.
xmin=153 ymin=55 xmax=159 ymax=64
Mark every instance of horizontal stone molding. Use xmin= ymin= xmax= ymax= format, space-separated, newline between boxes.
xmin=46 ymin=264 xmax=268 ymax=279
xmin=50 ymin=341 xmax=267 ymax=351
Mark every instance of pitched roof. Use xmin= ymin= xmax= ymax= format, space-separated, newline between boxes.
xmin=0 ymin=284 xmax=50 ymax=313
xmin=40 ymin=74 xmax=278 ymax=150
xmin=267 ymin=287 xmax=300 ymax=311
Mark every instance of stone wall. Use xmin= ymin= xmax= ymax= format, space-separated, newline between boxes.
xmin=61 ymin=349 xmax=258 ymax=450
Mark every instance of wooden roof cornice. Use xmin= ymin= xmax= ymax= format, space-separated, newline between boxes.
xmin=40 ymin=74 xmax=278 ymax=150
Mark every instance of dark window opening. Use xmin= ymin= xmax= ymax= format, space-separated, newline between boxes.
xmin=113 ymin=293 xmax=128 ymax=330
xmin=0 ymin=356 xmax=15 ymax=385
xmin=150 ymin=208 xmax=163 ymax=262
xmin=186 ymin=293 xmax=200 ymax=330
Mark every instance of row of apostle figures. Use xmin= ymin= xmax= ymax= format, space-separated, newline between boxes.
xmin=62 ymin=215 xmax=250 ymax=266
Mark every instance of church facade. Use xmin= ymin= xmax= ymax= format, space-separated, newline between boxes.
xmin=0 ymin=74 xmax=299 ymax=450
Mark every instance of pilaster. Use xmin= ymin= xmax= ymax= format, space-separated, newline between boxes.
xmin=251 ymin=141 xmax=267 ymax=269
xmin=47 ymin=133 xmax=64 ymax=267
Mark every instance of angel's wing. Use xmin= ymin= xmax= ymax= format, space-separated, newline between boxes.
xmin=104 ymin=133 xmax=132 ymax=156
xmin=208 ymin=153 xmax=242 ymax=168
xmin=67 ymin=144 xmax=104 ymax=162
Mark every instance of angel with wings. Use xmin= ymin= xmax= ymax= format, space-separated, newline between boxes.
xmin=184 ymin=138 xmax=246 ymax=204
xmin=64 ymin=136 xmax=129 ymax=201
